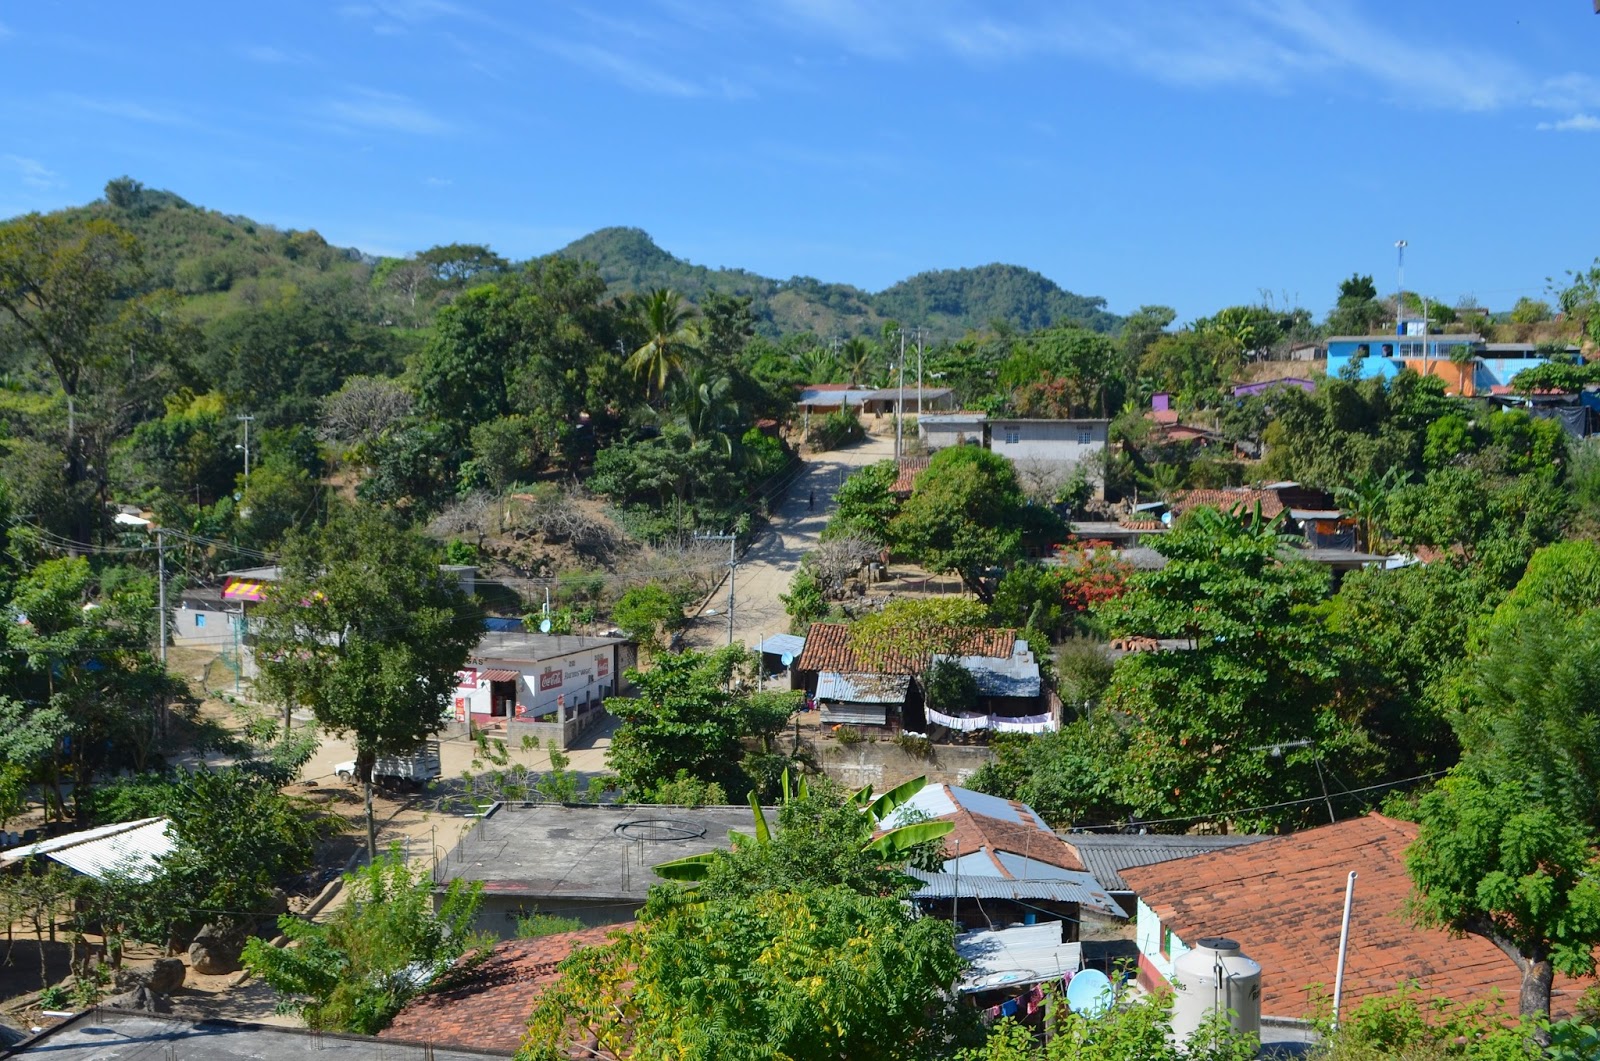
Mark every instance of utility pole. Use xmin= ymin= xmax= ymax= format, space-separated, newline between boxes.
xmin=696 ymin=531 xmax=738 ymax=646
xmin=896 ymin=331 xmax=906 ymax=460
xmin=236 ymin=414 xmax=255 ymax=483
xmin=911 ymin=328 xmax=928 ymax=419
xmin=155 ymin=527 xmax=168 ymax=667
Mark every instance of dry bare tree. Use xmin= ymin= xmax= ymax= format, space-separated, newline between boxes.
xmin=319 ymin=375 xmax=414 ymax=446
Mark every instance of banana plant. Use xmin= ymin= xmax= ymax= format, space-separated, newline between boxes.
xmin=654 ymin=772 xmax=953 ymax=882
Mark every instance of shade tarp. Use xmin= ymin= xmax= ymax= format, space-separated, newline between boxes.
xmin=480 ymin=669 xmax=522 ymax=682
xmin=222 ymin=579 xmax=268 ymax=601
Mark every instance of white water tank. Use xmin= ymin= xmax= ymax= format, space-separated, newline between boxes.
xmin=1171 ymin=937 xmax=1262 ymax=1043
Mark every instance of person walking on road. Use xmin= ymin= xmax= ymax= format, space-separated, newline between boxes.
xmin=808 ymin=489 xmax=815 ymax=512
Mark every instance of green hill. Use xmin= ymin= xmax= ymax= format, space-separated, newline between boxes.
xmin=555 ymin=226 xmax=1121 ymax=337
xmin=8 ymin=186 xmax=1120 ymax=339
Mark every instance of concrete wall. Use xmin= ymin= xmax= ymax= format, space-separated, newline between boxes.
xmin=507 ymin=704 xmax=610 ymax=750
xmin=172 ymin=602 xmax=241 ymax=649
xmin=1134 ymin=895 xmax=1190 ymax=986
xmin=991 ymin=420 xmax=1108 ymax=466
xmin=805 ymin=738 xmax=996 ymax=791
xmin=469 ymin=893 xmax=642 ymax=936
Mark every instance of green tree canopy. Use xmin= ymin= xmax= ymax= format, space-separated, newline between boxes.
xmin=252 ymin=505 xmax=482 ymax=854
xmin=1408 ymin=774 xmax=1600 ymax=1030
xmin=1096 ymin=506 xmax=1374 ymax=829
xmin=892 ymin=447 xmax=1061 ymax=600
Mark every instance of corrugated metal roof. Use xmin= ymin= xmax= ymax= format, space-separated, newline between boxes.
xmin=954 ymin=923 xmax=1084 ymax=993
xmin=909 ymin=868 xmax=1125 ymax=918
xmin=1061 ymin=833 xmax=1272 ymax=891
xmin=754 ymin=633 xmax=806 ymax=658
xmin=2 ymin=818 xmax=174 ymax=881
xmin=816 ymin=671 xmax=909 ymax=704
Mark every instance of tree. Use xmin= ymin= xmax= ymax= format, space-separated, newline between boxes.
xmin=252 ymin=506 xmax=482 ymax=856
xmin=824 ymin=460 xmax=899 ymax=546
xmin=524 ymin=884 xmax=964 ymax=1061
xmin=892 ymin=447 xmax=1060 ymax=600
xmin=849 ymin=597 xmax=989 ymax=677
xmin=1552 ymin=258 xmax=1600 ymax=345
xmin=611 ymin=582 xmax=686 ymax=652
xmin=1327 ymin=272 xmax=1384 ymax=335
xmin=243 ymin=847 xmax=490 ymax=1034
xmin=1408 ymin=774 xmax=1600 ymax=1033
xmin=1509 ymin=296 xmax=1552 ymax=325
xmin=924 ymin=657 xmax=980 ymax=713
xmin=969 ymin=717 xmax=1133 ymax=828
xmin=6 ymin=556 xmax=186 ymax=819
xmin=1097 ymin=506 xmax=1372 ymax=830
xmin=97 ymin=767 xmax=320 ymax=949
xmin=605 ymin=646 xmax=753 ymax=799
xmin=655 ymin=774 xmax=955 ymax=894
xmin=318 ymin=375 xmax=414 ymax=449
xmin=626 ymin=288 xmax=698 ymax=397
xmin=0 ymin=213 xmax=191 ymax=539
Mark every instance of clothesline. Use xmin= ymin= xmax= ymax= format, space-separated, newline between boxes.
xmin=926 ymin=707 xmax=1057 ymax=734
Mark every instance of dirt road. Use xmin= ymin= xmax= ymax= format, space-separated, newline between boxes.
xmin=683 ymin=431 xmax=897 ymax=651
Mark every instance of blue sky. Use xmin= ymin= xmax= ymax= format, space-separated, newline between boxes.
xmin=2 ymin=1 xmax=1599 ymax=324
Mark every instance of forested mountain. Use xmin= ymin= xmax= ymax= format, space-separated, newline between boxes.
xmin=555 ymin=226 xmax=1122 ymax=338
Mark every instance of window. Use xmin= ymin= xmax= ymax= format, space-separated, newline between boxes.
xmin=1003 ymin=427 xmax=1020 ymax=445
xmin=1076 ymin=428 xmax=1093 ymax=445
xmin=194 ymin=614 xmax=206 ymax=628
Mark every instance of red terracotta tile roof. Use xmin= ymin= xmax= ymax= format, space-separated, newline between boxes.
xmin=942 ymin=806 xmax=1086 ymax=874
xmin=1120 ymin=815 xmax=1591 ymax=1018
xmin=381 ymin=925 xmax=621 ymax=1055
xmin=1170 ymin=488 xmax=1285 ymax=519
xmin=1118 ymin=518 xmax=1166 ymax=531
xmin=791 ymin=622 xmax=1017 ymax=675
xmin=1147 ymin=409 xmax=1181 ymax=425
xmin=891 ymin=457 xmax=930 ymax=495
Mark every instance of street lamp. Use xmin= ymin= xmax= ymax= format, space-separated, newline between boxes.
xmin=1251 ymin=738 xmax=1336 ymax=823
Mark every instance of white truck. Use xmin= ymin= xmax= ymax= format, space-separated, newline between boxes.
xmin=334 ymin=740 xmax=442 ymax=790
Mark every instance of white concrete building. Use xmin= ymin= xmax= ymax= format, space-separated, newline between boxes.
xmin=917 ymin=413 xmax=1109 ymax=497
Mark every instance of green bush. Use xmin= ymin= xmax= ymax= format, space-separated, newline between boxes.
xmin=808 ymin=408 xmax=865 ymax=451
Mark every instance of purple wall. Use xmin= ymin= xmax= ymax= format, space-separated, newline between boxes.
xmin=1151 ymin=393 xmax=1171 ymax=412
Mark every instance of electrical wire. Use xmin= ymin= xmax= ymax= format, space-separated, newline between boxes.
xmin=1069 ymin=769 xmax=1449 ymax=833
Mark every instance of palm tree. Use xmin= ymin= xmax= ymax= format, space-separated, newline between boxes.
xmin=653 ymin=773 xmax=955 ymax=882
xmin=793 ymin=346 xmax=840 ymax=384
xmin=626 ymin=288 xmax=697 ymax=398
xmin=1333 ymin=468 xmax=1406 ymax=552
xmin=671 ymin=368 xmax=739 ymax=452
xmin=839 ymin=337 xmax=875 ymax=387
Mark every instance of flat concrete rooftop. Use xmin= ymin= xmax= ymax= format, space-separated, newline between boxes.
xmin=433 ymin=802 xmax=759 ymax=900
xmin=9 ymin=1009 xmax=509 ymax=1059
xmin=472 ymin=630 xmax=628 ymax=663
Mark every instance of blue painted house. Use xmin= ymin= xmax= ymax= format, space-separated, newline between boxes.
xmin=1326 ymin=318 xmax=1578 ymax=396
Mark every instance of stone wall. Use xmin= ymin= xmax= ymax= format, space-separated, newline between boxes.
xmin=806 ymin=738 xmax=996 ymax=791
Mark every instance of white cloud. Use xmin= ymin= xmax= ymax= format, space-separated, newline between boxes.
xmin=533 ymin=37 xmax=705 ymax=97
xmin=423 ymin=176 xmax=453 ymax=186
xmin=2 ymin=155 xmax=58 ymax=189
xmin=324 ymin=89 xmax=452 ymax=135
xmin=767 ymin=0 xmax=1584 ymax=118
xmin=1538 ymin=113 xmax=1600 ymax=133
xmin=59 ymin=94 xmax=191 ymax=125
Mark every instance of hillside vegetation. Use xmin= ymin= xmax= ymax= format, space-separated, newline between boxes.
xmin=555 ymin=226 xmax=1122 ymax=337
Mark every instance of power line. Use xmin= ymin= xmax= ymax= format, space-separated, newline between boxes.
xmin=1069 ymin=769 xmax=1448 ymax=833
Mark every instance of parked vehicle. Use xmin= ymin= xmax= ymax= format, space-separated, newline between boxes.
xmin=334 ymin=740 xmax=442 ymax=790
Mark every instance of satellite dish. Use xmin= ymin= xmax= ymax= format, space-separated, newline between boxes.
xmin=1065 ymin=969 xmax=1114 ymax=1018
xmin=780 ymin=653 xmax=794 ymax=667
xmin=539 ymin=618 xmax=552 ymax=633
